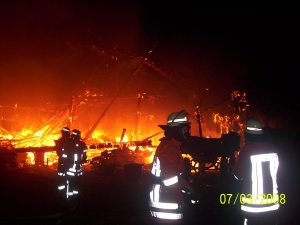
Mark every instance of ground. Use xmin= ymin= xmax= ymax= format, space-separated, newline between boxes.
xmin=0 ymin=161 xmax=298 ymax=225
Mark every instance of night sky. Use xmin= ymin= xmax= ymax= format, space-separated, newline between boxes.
xmin=0 ymin=1 xmax=298 ymax=137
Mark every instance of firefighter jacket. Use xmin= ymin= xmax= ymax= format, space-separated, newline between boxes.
xmin=54 ymin=137 xmax=70 ymax=176
xmin=149 ymin=138 xmax=192 ymax=224
xmin=232 ymin=141 xmax=280 ymax=214
xmin=65 ymin=139 xmax=87 ymax=177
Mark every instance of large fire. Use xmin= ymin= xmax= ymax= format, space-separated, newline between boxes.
xmin=0 ymin=90 xmax=247 ymax=170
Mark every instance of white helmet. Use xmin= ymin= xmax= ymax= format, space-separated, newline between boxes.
xmin=245 ymin=119 xmax=264 ymax=134
xmin=158 ymin=110 xmax=191 ymax=130
xmin=166 ymin=110 xmax=190 ymax=127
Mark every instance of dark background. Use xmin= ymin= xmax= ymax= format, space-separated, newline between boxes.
xmin=0 ymin=1 xmax=299 ymax=135
xmin=1 ymin=2 xmax=298 ymax=106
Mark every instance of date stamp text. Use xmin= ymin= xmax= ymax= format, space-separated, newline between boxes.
xmin=219 ymin=193 xmax=286 ymax=205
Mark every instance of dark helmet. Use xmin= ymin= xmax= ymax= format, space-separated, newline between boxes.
xmin=61 ymin=127 xmax=70 ymax=136
xmin=71 ymin=129 xmax=81 ymax=139
xmin=61 ymin=127 xmax=70 ymax=133
xmin=245 ymin=118 xmax=264 ymax=135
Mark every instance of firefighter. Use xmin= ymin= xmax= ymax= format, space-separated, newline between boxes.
xmin=232 ymin=118 xmax=281 ymax=225
xmin=149 ymin=110 xmax=197 ymax=224
xmin=65 ymin=129 xmax=87 ymax=201
xmin=54 ymin=127 xmax=71 ymax=197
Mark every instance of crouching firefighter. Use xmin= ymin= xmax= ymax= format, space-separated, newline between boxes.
xmin=149 ymin=110 xmax=198 ymax=224
xmin=65 ymin=129 xmax=87 ymax=201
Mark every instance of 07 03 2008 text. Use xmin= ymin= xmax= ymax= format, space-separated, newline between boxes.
xmin=219 ymin=193 xmax=286 ymax=205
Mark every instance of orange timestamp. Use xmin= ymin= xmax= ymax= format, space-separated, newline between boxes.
xmin=219 ymin=193 xmax=286 ymax=205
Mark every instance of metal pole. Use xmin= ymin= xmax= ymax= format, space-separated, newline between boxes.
xmin=195 ymin=106 xmax=203 ymax=138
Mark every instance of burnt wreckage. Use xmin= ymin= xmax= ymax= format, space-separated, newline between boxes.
xmin=1 ymin=44 xmax=246 ymax=179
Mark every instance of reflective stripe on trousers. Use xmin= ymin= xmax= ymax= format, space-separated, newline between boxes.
xmin=149 ymin=184 xmax=183 ymax=223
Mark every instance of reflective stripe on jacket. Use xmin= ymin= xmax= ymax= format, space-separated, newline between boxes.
xmin=149 ymin=139 xmax=185 ymax=223
xmin=66 ymin=140 xmax=87 ymax=177
xmin=233 ymin=142 xmax=280 ymax=214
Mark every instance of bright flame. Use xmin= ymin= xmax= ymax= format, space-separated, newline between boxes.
xmin=44 ymin=152 xmax=58 ymax=166
xmin=115 ymin=134 xmax=129 ymax=143
xmin=26 ymin=152 xmax=35 ymax=165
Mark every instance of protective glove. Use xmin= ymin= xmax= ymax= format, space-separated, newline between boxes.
xmin=182 ymin=189 xmax=200 ymax=204
xmin=189 ymin=192 xmax=200 ymax=204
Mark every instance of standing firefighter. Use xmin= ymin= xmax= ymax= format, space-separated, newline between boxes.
xmin=149 ymin=110 xmax=197 ymax=224
xmin=232 ymin=118 xmax=281 ymax=225
xmin=65 ymin=129 xmax=87 ymax=201
xmin=54 ymin=127 xmax=71 ymax=197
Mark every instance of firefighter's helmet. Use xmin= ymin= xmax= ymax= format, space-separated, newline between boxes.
xmin=158 ymin=110 xmax=191 ymax=141
xmin=71 ymin=129 xmax=81 ymax=139
xmin=167 ymin=110 xmax=190 ymax=127
xmin=245 ymin=118 xmax=264 ymax=134
xmin=158 ymin=110 xmax=190 ymax=129
xmin=61 ymin=127 xmax=70 ymax=133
